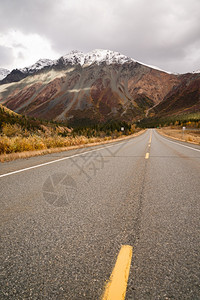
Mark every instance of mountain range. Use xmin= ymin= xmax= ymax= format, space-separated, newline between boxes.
xmin=0 ymin=49 xmax=199 ymax=125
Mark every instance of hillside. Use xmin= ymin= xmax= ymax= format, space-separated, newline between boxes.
xmin=0 ymin=104 xmax=70 ymax=136
xmin=152 ymin=73 xmax=200 ymax=117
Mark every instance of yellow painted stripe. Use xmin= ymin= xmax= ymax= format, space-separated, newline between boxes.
xmin=149 ymin=130 xmax=152 ymax=144
xmin=102 ymin=245 xmax=133 ymax=300
xmin=145 ymin=152 xmax=149 ymax=159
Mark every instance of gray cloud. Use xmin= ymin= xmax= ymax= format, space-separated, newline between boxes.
xmin=0 ymin=0 xmax=199 ymax=73
xmin=17 ymin=51 xmax=25 ymax=60
xmin=0 ymin=45 xmax=14 ymax=69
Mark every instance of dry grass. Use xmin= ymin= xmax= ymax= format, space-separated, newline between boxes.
xmin=158 ymin=127 xmax=200 ymax=145
xmin=0 ymin=130 xmax=145 ymax=162
xmin=0 ymin=135 xmax=110 ymax=157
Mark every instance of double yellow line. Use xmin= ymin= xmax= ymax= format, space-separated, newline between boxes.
xmin=145 ymin=130 xmax=152 ymax=159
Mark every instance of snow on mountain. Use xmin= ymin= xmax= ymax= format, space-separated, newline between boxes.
xmin=20 ymin=58 xmax=55 ymax=74
xmin=60 ymin=49 xmax=134 ymax=66
xmin=83 ymin=49 xmax=134 ymax=65
xmin=61 ymin=50 xmax=85 ymax=65
xmin=0 ymin=68 xmax=10 ymax=80
xmin=134 ymin=60 xmax=175 ymax=74
xmin=192 ymin=69 xmax=200 ymax=74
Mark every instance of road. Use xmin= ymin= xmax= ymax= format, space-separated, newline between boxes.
xmin=0 ymin=129 xmax=200 ymax=299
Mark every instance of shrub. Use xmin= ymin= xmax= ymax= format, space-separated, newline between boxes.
xmin=2 ymin=123 xmax=23 ymax=137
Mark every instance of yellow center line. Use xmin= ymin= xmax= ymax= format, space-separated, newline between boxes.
xmin=149 ymin=130 xmax=152 ymax=144
xmin=102 ymin=245 xmax=133 ymax=300
xmin=145 ymin=130 xmax=152 ymax=159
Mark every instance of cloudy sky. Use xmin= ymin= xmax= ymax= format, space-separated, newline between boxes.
xmin=0 ymin=0 xmax=199 ymax=73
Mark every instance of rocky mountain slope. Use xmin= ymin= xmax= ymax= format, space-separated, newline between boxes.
xmin=152 ymin=73 xmax=200 ymax=117
xmin=0 ymin=50 xmax=199 ymax=125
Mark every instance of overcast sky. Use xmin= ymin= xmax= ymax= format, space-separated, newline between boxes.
xmin=0 ymin=0 xmax=199 ymax=73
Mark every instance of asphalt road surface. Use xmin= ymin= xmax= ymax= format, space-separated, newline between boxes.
xmin=0 ymin=129 xmax=200 ymax=299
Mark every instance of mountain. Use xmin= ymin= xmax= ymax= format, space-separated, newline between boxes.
xmin=0 ymin=49 xmax=199 ymax=125
xmin=0 ymin=68 xmax=10 ymax=81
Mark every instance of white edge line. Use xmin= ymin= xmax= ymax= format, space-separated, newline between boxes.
xmin=0 ymin=139 xmax=132 ymax=178
xmin=156 ymin=130 xmax=200 ymax=153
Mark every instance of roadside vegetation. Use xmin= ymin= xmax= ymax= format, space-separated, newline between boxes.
xmin=137 ymin=112 xmax=200 ymax=145
xmin=137 ymin=112 xmax=200 ymax=128
xmin=0 ymin=105 xmax=139 ymax=161
xmin=158 ymin=127 xmax=200 ymax=144
xmin=2 ymin=102 xmax=199 ymax=162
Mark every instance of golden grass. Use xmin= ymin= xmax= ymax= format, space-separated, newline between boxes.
xmin=158 ymin=127 xmax=200 ymax=145
xmin=0 ymin=135 xmax=109 ymax=155
xmin=0 ymin=130 xmax=146 ymax=162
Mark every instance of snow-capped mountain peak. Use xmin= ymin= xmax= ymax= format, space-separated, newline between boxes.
xmin=4 ymin=49 xmax=174 ymax=78
xmin=20 ymin=58 xmax=55 ymax=74
xmin=18 ymin=50 xmax=135 ymax=74
xmin=83 ymin=49 xmax=134 ymax=65
xmin=60 ymin=49 xmax=134 ymax=66
xmin=0 ymin=68 xmax=10 ymax=80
